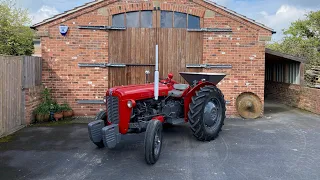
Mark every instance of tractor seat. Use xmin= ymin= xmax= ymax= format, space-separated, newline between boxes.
xmin=168 ymin=84 xmax=189 ymax=97
xmin=173 ymin=84 xmax=189 ymax=90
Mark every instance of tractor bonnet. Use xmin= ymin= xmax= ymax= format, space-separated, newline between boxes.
xmin=179 ymin=72 xmax=226 ymax=85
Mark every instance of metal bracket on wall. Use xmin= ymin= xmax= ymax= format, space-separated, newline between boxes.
xmin=187 ymin=28 xmax=232 ymax=32
xmin=186 ymin=64 xmax=232 ymax=69
xmin=78 ymin=63 xmax=126 ymax=68
xmin=77 ymin=100 xmax=105 ymax=104
xmin=78 ymin=63 xmax=156 ymax=68
xmin=78 ymin=26 xmax=126 ymax=30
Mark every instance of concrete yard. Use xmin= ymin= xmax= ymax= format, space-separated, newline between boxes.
xmin=1 ymin=101 xmax=320 ymax=180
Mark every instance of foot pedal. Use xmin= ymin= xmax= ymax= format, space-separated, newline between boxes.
xmin=102 ymin=124 xmax=121 ymax=149
xmin=88 ymin=120 xmax=104 ymax=144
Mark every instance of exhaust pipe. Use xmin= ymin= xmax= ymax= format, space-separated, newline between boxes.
xmin=154 ymin=45 xmax=159 ymax=100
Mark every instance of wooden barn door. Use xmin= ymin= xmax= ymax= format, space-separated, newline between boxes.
xmin=158 ymin=29 xmax=203 ymax=83
xmin=108 ymin=10 xmax=203 ymax=87
xmin=108 ymin=28 xmax=156 ymax=87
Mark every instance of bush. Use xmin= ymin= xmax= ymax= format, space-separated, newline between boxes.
xmin=34 ymin=102 xmax=50 ymax=115
xmin=60 ymin=102 xmax=72 ymax=111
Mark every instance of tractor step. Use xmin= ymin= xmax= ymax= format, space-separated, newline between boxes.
xmin=102 ymin=124 xmax=121 ymax=149
xmin=168 ymin=118 xmax=185 ymax=125
xmin=88 ymin=120 xmax=104 ymax=144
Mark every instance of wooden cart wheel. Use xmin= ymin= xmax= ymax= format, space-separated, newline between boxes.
xmin=236 ymin=93 xmax=262 ymax=119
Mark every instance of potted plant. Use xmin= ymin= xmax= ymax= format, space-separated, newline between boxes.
xmin=61 ymin=102 xmax=73 ymax=118
xmin=52 ymin=103 xmax=63 ymax=121
xmin=34 ymin=103 xmax=50 ymax=122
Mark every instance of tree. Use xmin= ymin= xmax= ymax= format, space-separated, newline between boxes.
xmin=268 ymin=11 xmax=320 ymax=70
xmin=0 ymin=0 xmax=34 ymax=56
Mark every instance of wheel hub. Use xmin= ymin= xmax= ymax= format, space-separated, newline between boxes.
xmin=154 ymin=129 xmax=161 ymax=155
xmin=203 ymin=99 xmax=221 ymax=128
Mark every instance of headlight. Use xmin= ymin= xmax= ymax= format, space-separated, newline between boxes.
xmin=127 ymin=100 xmax=133 ymax=108
xmin=103 ymin=96 xmax=107 ymax=103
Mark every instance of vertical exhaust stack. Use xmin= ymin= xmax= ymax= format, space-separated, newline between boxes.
xmin=154 ymin=45 xmax=159 ymax=100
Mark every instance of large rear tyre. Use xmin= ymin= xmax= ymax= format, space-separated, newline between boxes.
xmin=93 ymin=111 xmax=107 ymax=148
xmin=144 ymin=120 xmax=163 ymax=165
xmin=188 ymin=85 xmax=226 ymax=141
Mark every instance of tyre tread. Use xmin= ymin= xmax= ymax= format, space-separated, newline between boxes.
xmin=188 ymin=85 xmax=226 ymax=141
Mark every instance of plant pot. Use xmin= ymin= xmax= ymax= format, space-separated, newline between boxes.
xmin=63 ymin=110 xmax=74 ymax=118
xmin=36 ymin=114 xmax=50 ymax=122
xmin=53 ymin=112 xmax=63 ymax=121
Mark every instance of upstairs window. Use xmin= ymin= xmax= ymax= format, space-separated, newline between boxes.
xmin=112 ymin=11 xmax=200 ymax=29
xmin=141 ymin=11 xmax=153 ymax=28
xmin=160 ymin=11 xmax=173 ymax=28
xmin=112 ymin=13 xmax=125 ymax=27
xmin=160 ymin=11 xmax=200 ymax=29
xmin=126 ymin=11 xmax=139 ymax=28
xmin=174 ymin=12 xmax=187 ymax=28
xmin=188 ymin=14 xmax=200 ymax=29
xmin=112 ymin=11 xmax=153 ymax=28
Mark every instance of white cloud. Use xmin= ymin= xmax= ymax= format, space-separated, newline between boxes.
xmin=30 ymin=5 xmax=59 ymax=24
xmin=257 ymin=5 xmax=310 ymax=41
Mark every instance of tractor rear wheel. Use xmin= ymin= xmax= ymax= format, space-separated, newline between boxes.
xmin=93 ymin=111 xmax=107 ymax=148
xmin=188 ymin=85 xmax=226 ymax=141
xmin=144 ymin=120 xmax=163 ymax=165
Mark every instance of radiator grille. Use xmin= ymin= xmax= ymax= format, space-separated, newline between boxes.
xmin=107 ymin=96 xmax=119 ymax=124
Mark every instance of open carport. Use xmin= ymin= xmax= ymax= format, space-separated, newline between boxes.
xmin=265 ymin=48 xmax=320 ymax=115
xmin=1 ymin=101 xmax=319 ymax=180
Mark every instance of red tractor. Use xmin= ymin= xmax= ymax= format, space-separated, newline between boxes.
xmin=88 ymin=71 xmax=226 ymax=164
xmin=89 ymin=44 xmax=226 ymax=164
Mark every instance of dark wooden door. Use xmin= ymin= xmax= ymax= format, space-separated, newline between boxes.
xmin=108 ymin=11 xmax=203 ymax=87
xmin=108 ymin=28 xmax=156 ymax=87
xmin=158 ymin=29 xmax=203 ymax=83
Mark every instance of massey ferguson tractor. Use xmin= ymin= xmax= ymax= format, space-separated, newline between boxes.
xmin=88 ymin=46 xmax=226 ymax=165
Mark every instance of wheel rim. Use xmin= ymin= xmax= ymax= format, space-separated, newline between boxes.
xmin=203 ymin=98 xmax=222 ymax=129
xmin=154 ymin=128 xmax=162 ymax=156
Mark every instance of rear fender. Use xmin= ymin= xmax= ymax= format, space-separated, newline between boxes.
xmin=183 ymin=82 xmax=216 ymax=122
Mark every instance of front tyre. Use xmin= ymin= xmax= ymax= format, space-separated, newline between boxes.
xmin=95 ymin=110 xmax=107 ymax=122
xmin=144 ymin=120 xmax=163 ymax=165
xmin=93 ymin=111 xmax=107 ymax=148
xmin=188 ymin=85 xmax=226 ymax=141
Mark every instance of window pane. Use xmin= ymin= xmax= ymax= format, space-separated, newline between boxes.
xmin=174 ymin=12 xmax=187 ymax=28
xmin=112 ymin=13 xmax=125 ymax=27
xmin=126 ymin=11 xmax=140 ymax=28
xmin=141 ymin=11 xmax=153 ymax=28
xmin=188 ymin=14 xmax=200 ymax=29
xmin=161 ymin=11 xmax=173 ymax=28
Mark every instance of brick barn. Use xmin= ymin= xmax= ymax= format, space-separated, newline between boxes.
xmin=31 ymin=0 xmax=274 ymax=117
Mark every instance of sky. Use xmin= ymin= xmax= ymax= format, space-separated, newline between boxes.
xmin=17 ymin=0 xmax=320 ymax=42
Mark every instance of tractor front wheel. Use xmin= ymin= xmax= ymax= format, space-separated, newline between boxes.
xmin=144 ymin=120 xmax=163 ymax=165
xmin=93 ymin=111 xmax=107 ymax=148
xmin=188 ymin=85 xmax=226 ymax=141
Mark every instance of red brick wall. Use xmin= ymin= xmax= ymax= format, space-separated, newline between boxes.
xmin=265 ymin=81 xmax=320 ymax=115
xmin=35 ymin=0 xmax=272 ymax=116
xmin=24 ymin=85 xmax=44 ymax=124
xmin=201 ymin=7 xmax=270 ymax=114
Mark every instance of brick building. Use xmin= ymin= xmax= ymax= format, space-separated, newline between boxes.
xmin=31 ymin=0 xmax=274 ymax=117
